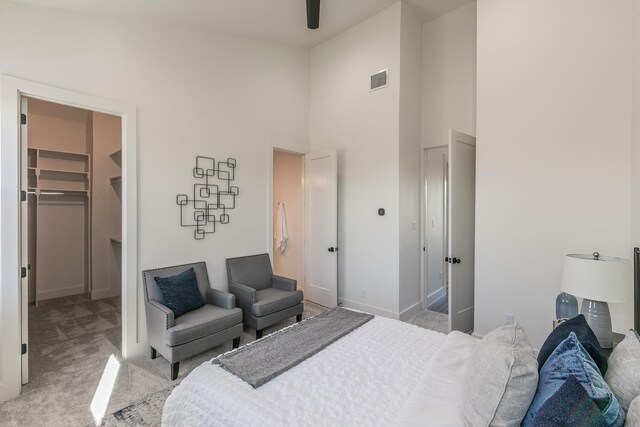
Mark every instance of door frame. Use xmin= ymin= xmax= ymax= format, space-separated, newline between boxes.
xmin=420 ymin=145 xmax=448 ymax=311
xmin=266 ymin=140 xmax=309 ymax=264
xmin=0 ymin=75 xmax=141 ymax=401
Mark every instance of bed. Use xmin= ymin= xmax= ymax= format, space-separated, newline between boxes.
xmin=162 ymin=314 xmax=478 ymax=426
xmin=163 ymin=256 xmax=640 ymax=427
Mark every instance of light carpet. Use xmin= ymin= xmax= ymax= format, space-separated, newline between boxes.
xmin=406 ymin=309 xmax=450 ymax=334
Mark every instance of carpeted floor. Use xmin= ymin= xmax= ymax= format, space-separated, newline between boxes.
xmin=406 ymin=309 xmax=450 ymax=334
xmin=427 ymin=293 xmax=449 ymax=315
xmin=0 ymin=297 xmax=449 ymax=427
xmin=0 ymin=295 xmax=325 ymax=427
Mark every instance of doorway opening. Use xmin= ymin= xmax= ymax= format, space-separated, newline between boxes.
xmin=272 ymin=149 xmax=306 ymax=294
xmin=421 ymin=130 xmax=476 ymax=333
xmin=21 ymin=97 xmax=122 ymax=385
xmin=424 ymin=146 xmax=449 ymax=315
xmin=268 ymin=145 xmax=338 ymax=309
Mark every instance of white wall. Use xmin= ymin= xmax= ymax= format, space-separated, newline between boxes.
xmin=309 ymin=3 xmax=402 ymax=316
xmin=421 ymin=3 xmax=476 ymax=148
xmin=398 ymin=5 xmax=423 ymax=316
xmin=476 ymin=0 xmax=634 ymax=347
xmin=0 ymin=0 xmax=309 ymax=345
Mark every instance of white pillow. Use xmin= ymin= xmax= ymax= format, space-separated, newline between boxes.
xmin=462 ymin=324 xmax=539 ymax=427
xmin=604 ymin=330 xmax=640 ymax=411
xmin=627 ymin=396 xmax=640 ymax=427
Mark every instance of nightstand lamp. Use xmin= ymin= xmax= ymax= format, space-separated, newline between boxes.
xmin=560 ymin=252 xmax=633 ymax=348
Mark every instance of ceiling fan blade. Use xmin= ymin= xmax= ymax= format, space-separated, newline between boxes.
xmin=306 ymin=0 xmax=320 ymax=29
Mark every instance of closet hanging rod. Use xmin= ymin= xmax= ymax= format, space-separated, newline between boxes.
xmin=37 ymin=190 xmax=88 ymax=196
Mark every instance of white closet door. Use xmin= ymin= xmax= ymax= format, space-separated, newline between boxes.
xmin=448 ymin=130 xmax=476 ymax=333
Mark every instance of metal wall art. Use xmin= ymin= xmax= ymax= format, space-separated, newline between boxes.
xmin=176 ymin=156 xmax=239 ymax=240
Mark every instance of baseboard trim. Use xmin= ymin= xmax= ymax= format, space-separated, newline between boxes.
xmin=338 ymin=298 xmax=399 ymax=319
xmin=36 ymin=285 xmax=84 ymax=302
xmin=91 ymin=288 xmax=121 ymax=300
xmin=399 ymin=301 xmax=422 ymax=322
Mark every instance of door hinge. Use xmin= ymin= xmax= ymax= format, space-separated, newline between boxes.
xmin=21 ymin=267 xmax=27 ymax=278
xmin=21 ymin=343 xmax=27 ymax=355
xmin=20 ymin=114 xmax=26 ymax=125
xmin=21 ymin=190 xmax=26 ymax=202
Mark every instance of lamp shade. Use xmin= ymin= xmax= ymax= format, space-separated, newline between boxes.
xmin=560 ymin=254 xmax=632 ymax=303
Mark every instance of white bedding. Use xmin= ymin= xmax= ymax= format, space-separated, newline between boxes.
xmin=394 ymin=331 xmax=479 ymax=426
xmin=162 ymin=315 xmax=448 ymax=427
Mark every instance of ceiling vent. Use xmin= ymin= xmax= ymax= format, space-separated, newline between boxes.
xmin=370 ymin=69 xmax=388 ymax=91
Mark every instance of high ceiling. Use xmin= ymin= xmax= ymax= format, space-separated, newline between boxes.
xmin=9 ymin=0 xmax=474 ymax=47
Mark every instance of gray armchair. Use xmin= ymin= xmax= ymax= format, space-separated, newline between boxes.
xmin=226 ymin=253 xmax=303 ymax=339
xmin=142 ymin=261 xmax=243 ymax=380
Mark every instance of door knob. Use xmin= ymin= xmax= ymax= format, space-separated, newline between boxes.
xmin=328 ymin=247 xmax=338 ymax=252
xmin=453 ymin=258 xmax=461 ymax=264
xmin=445 ymin=257 xmax=450 ymax=263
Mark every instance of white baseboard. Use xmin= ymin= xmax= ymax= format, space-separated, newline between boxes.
xmin=37 ymin=285 xmax=84 ymax=302
xmin=91 ymin=288 xmax=121 ymax=300
xmin=338 ymin=298 xmax=399 ymax=319
xmin=126 ymin=341 xmax=147 ymax=359
xmin=399 ymin=301 xmax=422 ymax=322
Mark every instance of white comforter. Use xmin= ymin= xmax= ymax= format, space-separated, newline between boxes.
xmin=162 ymin=315 xmax=448 ymax=427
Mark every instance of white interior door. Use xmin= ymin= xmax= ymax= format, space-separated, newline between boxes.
xmin=20 ymin=96 xmax=29 ymax=384
xmin=448 ymin=130 xmax=476 ymax=333
xmin=305 ymin=149 xmax=338 ymax=308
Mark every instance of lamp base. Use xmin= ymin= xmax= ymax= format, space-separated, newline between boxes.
xmin=581 ymin=299 xmax=612 ymax=348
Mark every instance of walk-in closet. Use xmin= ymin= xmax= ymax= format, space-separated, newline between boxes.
xmin=23 ymin=97 xmax=123 ymax=384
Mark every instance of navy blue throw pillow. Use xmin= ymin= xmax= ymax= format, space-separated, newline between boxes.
xmin=530 ymin=375 xmax=609 ymax=427
xmin=538 ymin=314 xmax=607 ymax=375
xmin=154 ymin=267 xmax=204 ymax=318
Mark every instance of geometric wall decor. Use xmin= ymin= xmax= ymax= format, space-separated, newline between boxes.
xmin=176 ymin=156 xmax=239 ymax=240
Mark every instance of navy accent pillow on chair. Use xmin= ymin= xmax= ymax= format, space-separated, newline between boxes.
xmin=537 ymin=314 xmax=607 ymax=375
xmin=530 ymin=375 xmax=608 ymax=427
xmin=154 ymin=267 xmax=204 ymax=317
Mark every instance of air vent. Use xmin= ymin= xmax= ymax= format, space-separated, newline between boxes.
xmin=370 ymin=69 xmax=388 ymax=91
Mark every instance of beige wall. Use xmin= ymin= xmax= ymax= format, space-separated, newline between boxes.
xmin=27 ymin=100 xmax=122 ymax=303
xmin=91 ymin=112 xmax=122 ymax=299
xmin=273 ymin=150 xmax=305 ymax=290
xmin=28 ymin=99 xmax=91 ymax=153
xmin=27 ymin=99 xmax=91 ymax=302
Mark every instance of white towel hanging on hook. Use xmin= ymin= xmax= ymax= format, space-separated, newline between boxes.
xmin=275 ymin=202 xmax=288 ymax=254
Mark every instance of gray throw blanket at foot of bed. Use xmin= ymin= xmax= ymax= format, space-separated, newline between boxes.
xmin=213 ymin=307 xmax=374 ymax=388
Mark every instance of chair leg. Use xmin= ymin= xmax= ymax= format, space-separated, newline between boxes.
xmin=233 ymin=337 xmax=240 ymax=349
xmin=171 ymin=362 xmax=180 ymax=381
xmin=296 ymin=314 xmax=303 ymax=322
xmin=256 ymin=329 xmax=263 ymax=340
xmin=150 ymin=347 xmax=157 ymax=359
